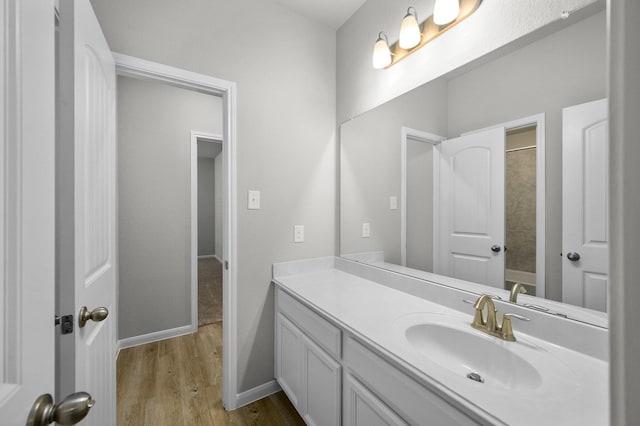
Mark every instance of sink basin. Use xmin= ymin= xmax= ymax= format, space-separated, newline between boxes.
xmin=405 ymin=322 xmax=542 ymax=390
xmin=394 ymin=312 xmax=579 ymax=396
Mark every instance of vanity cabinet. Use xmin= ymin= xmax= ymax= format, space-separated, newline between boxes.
xmin=343 ymin=337 xmax=478 ymax=426
xmin=275 ymin=286 xmax=480 ymax=426
xmin=275 ymin=290 xmax=342 ymax=426
xmin=343 ymin=373 xmax=408 ymax=426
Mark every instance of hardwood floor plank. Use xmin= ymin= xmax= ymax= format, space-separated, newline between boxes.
xmin=117 ymin=322 xmax=303 ymax=425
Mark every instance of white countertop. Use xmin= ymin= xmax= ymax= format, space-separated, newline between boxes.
xmin=273 ymin=262 xmax=609 ymax=426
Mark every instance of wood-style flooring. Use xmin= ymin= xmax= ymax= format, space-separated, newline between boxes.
xmin=117 ymin=322 xmax=304 ymax=425
xmin=198 ymin=258 xmax=223 ymax=326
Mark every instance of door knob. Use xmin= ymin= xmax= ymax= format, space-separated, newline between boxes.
xmin=78 ymin=306 xmax=109 ymax=328
xmin=491 ymin=245 xmax=502 ymax=253
xmin=27 ymin=392 xmax=95 ymax=426
xmin=566 ymin=252 xmax=581 ymax=262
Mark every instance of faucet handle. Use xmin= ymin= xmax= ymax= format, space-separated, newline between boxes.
xmin=503 ymin=313 xmax=530 ymax=322
xmin=501 ymin=313 xmax=530 ymax=342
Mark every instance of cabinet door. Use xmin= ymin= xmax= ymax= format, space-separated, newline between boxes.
xmin=302 ymin=335 xmax=342 ymax=426
xmin=276 ymin=313 xmax=303 ymax=409
xmin=344 ymin=374 xmax=408 ymax=426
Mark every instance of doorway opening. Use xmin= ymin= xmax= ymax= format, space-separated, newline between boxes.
xmin=193 ymin=134 xmax=223 ymax=327
xmin=114 ymin=54 xmax=239 ymax=409
xmin=505 ymin=126 xmax=538 ymax=296
xmin=400 ymin=127 xmax=445 ymax=270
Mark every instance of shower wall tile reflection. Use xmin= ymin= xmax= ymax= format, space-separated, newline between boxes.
xmin=506 ymin=128 xmax=537 ymax=274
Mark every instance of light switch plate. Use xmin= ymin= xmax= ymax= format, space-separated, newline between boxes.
xmin=248 ymin=190 xmax=260 ymax=210
xmin=362 ymin=223 xmax=370 ymax=238
xmin=390 ymin=196 xmax=397 ymax=210
xmin=294 ymin=225 xmax=304 ymax=243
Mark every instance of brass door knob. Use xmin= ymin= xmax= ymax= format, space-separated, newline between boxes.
xmin=78 ymin=306 xmax=109 ymax=328
xmin=27 ymin=392 xmax=95 ymax=426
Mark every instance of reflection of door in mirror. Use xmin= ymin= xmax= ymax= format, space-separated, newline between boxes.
xmin=505 ymin=127 xmax=538 ymax=296
xmin=435 ymin=127 xmax=506 ymax=288
xmin=562 ymin=98 xmax=609 ymax=312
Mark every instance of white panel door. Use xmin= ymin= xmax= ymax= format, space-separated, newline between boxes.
xmin=0 ymin=0 xmax=56 ymax=424
xmin=74 ymin=0 xmax=117 ymax=423
xmin=562 ymin=99 xmax=609 ymax=312
xmin=437 ymin=127 xmax=506 ymax=287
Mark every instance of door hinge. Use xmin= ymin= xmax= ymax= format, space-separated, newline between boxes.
xmin=225 ymin=260 xmax=229 ymax=270
xmin=55 ymin=314 xmax=74 ymax=335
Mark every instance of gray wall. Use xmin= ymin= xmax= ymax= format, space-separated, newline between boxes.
xmin=198 ymin=155 xmax=216 ymax=256
xmin=340 ymin=79 xmax=448 ymax=262
xmin=406 ymin=139 xmax=433 ymax=272
xmin=447 ymin=11 xmax=606 ymax=301
xmin=117 ymin=76 xmax=222 ymax=339
xmin=92 ymin=0 xmax=336 ymax=392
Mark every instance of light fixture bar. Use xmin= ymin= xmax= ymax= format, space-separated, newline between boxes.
xmin=383 ymin=0 xmax=482 ymax=69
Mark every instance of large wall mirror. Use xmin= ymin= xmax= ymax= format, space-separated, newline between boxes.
xmin=340 ymin=7 xmax=608 ymax=326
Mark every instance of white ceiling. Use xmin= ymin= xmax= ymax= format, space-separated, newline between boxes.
xmin=272 ymin=0 xmax=367 ymax=29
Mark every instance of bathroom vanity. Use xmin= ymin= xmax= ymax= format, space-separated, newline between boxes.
xmin=273 ymin=257 xmax=608 ymax=426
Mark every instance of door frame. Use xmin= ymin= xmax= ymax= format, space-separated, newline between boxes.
xmin=113 ymin=53 xmax=240 ymax=409
xmin=462 ymin=113 xmax=546 ymax=298
xmin=400 ymin=127 xmax=446 ymax=267
xmin=191 ymin=131 xmax=223 ymax=330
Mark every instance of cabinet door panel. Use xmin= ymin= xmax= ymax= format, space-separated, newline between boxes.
xmin=344 ymin=336 xmax=480 ymax=426
xmin=344 ymin=374 xmax=408 ymax=426
xmin=276 ymin=313 xmax=303 ymax=408
xmin=303 ymin=335 xmax=342 ymax=426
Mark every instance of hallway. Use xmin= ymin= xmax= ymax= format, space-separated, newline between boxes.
xmin=198 ymin=258 xmax=223 ymax=326
xmin=116 ymin=322 xmax=304 ymax=425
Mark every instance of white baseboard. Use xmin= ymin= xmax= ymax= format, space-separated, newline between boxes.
xmin=234 ymin=379 xmax=282 ymax=409
xmin=198 ymin=254 xmax=216 ymax=259
xmin=117 ymin=324 xmax=196 ymax=350
xmin=197 ymin=254 xmax=223 ymax=264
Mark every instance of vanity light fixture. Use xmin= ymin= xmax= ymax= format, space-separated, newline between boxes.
xmin=433 ymin=0 xmax=461 ymax=25
xmin=372 ymin=32 xmax=392 ymax=69
xmin=399 ymin=7 xmax=421 ymax=49
xmin=373 ymin=0 xmax=482 ymax=69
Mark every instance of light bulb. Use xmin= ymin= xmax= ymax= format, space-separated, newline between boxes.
xmin=372 ymin=32 xmax=392 ymax=69
xmin=433 ymin=0 xmax=460 ymax=25
xmin=399 ymin=7 xmax=421 ymax=49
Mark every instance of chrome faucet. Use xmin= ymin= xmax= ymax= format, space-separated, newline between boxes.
xmin=509 ymin=282 xmax=527 ymax=303
xmin=470 ymin=294 xmax=530 ymax=341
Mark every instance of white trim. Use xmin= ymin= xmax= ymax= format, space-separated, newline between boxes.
xmin=462 ymin=113 xmax=546 ymax=298
xmin=191 ymin=131 xmax=223 ymax=338
xmin=117 ymin=325 xmax=194 ymax=351
xmin=198 ymin=254 xmax=218 ymax=260
xmin=400 ymin=127 xmax=445 ymax=267
xmin=235 ymin=380 xmax=282 ymax=408
xmin=114 ymin=53 xmax=240 ymax=409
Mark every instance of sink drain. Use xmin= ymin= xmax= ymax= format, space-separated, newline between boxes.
xmin=466 ymin=372 xmax=484 ymax=383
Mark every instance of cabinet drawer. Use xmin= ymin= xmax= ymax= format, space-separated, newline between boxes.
xmin=277 ymin=287 xmax=341 ymax=359
xmin=344 ymin=336 xmax=480 ymax=426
